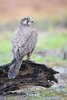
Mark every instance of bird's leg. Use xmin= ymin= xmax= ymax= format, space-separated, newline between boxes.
xmin=27 ymin=52 xmax=32 ymax=61
xmin=25 ymin=52 xmax=31 ymax=64
xmin=26 ymin=52 xmax=35 ymax=63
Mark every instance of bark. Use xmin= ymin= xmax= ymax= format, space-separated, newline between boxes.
xmin=0 ymin=60 xmax=59 ymax=94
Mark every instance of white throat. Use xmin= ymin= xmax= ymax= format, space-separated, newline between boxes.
xmin=23 ymin=21 xmax=31 ymax=26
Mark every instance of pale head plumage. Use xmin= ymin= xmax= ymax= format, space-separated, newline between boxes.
xmin=20 ymin=17 xmax=33 ymax=26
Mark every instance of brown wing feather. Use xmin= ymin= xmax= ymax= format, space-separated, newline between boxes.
xmin=19 ymin=29 xmax=37 ymax=56
xmin=12 ymin=24 xmax=37 ymax=59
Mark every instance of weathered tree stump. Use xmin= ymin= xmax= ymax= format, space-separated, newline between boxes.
xmin=0 ymin=60 xmax=59 ymax=94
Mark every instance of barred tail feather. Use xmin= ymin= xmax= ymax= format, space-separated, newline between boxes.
xmin=8 ymin=59 xmax=22 ymax=79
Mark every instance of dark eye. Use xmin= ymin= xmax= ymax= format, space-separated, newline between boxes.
xmin=26 ymin=18 xmax=28 ymax=20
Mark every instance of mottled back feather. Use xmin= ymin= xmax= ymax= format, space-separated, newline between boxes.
xmin=12 ymin=24 xmax=37 ymax=59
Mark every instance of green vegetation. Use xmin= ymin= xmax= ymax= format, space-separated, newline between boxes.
xmin=31 ymin=31 xmax=67 ymax=67
xmin=3 ymin=87 xmax=67 ymax=100
xmin=0 ymin=32 xmax=12 ymax=65
xmin=26 ymin=87 xmax=67 ymax=100
xmin=36 ymin=32 xmax=67 ymax=50
xmin=6 ymin=97 xmax=15 ymax=100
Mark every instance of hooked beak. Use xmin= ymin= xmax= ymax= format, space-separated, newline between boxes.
xmin=29 ymin=18 xmax=34 ymax=22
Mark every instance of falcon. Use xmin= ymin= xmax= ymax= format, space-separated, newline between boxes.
xmin=8 ymin=17 xmax=38 ymax=79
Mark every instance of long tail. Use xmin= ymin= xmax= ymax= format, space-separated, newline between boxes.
xmin=8 ymin=58 xmax=22 ymax=79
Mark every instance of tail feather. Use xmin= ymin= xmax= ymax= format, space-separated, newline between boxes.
xmin=8 ymin=59 xmax=22 ymax=79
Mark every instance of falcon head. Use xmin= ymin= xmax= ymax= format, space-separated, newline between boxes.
xmin=20 ymin=17 xmax=33 ymax=26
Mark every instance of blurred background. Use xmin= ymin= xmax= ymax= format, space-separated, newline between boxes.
xmin=0 ymin=0 xmax=67 ymax=67
xmin=0 ymin=0 xmax=67 ymax=99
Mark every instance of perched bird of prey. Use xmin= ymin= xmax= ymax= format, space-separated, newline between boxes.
xmin=8 ymin=17 xmax=38 ymax=79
